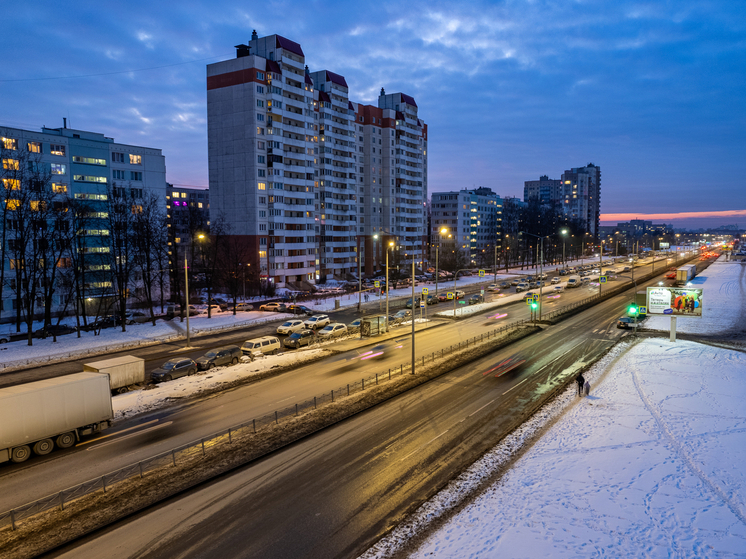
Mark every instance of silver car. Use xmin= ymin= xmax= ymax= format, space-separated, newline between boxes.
xmin=317 ymin=323 xmax=347 ymax=338
xmin=304 ymin=315 xmax=330 ymax=330
xmin=276 ymin=319 xmax=305 ymax=335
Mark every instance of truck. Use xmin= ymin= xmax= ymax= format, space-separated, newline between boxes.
xmin=676 ymin=264 xmax=697 ymax=286
xmin=83 ymin=355 xmax=145 ymax=394
xmin=566 ymin=275 xmax=581 ymax=288
xmin=0 ymin=373 xmax=113 ymax=463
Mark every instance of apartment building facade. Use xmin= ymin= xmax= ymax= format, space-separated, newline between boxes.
xmin=0 ymin=124 xmax=166 ymax=320
xmin=431 ymin=187 xmax=502 ymax=266
xmin=207 ymin=32 xmax=427 ymax=286
xmin=523 ymin=163 xmax=601 ymax=237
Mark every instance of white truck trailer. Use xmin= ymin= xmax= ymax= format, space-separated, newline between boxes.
xmin=566 ymin=275 xmax=581 ymax=288
xmin=676 ymin=264 xmax=697 ymax=286
xmin=83 ymin=355 xmax=145 ymax=393
xmin=0 ymin=373 xmax=113 ymax=463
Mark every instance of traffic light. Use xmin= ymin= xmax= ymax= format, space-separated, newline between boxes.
xmin=530 ymin=301 xmax=539 ymax=311
xmin=627 ymin=304 xmax=638 ymax=317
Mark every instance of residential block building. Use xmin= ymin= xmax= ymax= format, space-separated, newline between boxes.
xmin=207 ymin=32 xmax=427 ymax=286
xmin=0 ymin=123 xmax=166 ymax=320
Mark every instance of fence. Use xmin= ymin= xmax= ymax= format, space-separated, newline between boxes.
xmin=0 ymin=318 xmax=530 ymax=532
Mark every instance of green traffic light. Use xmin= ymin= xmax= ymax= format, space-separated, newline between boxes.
xmin=628 ymin=305 xmax=638 ymax=316
xmin=530 ymin=302 xmax=538 ymax=310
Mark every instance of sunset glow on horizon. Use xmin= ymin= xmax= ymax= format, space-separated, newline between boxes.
xmin=600 ymin=209 xmax=746 ymax=224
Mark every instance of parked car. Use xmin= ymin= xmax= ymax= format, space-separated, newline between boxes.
xmin=206 ymin=304 xmax=223 ymax=314
xmin=259 ymin=302 xmax=283 ymax=312
xmin=551 ymin=277 xmax=561 ymax=284
xmin=241 ymin=336 xmax=282 ymax=358
xmin=276 ymin=319 xmax=305 ymax=335
xmin=347 ymin=319 xmax=363 ymax=332
xmin=230 ymin=302 xmax=254 ymax=312
xmin=283 ymin=329 xmax=315 ymax=349
xmin=209 ymin=298 xmax=229 ymax=311
xmin=286 ymin=304 xmax=314 ymax=315
xmin=317 ymin=323 xmax=348 ymax=339
xmin=467 ymin=294 xmax=483 ymax=305
xmin=124 ymin=311 xmax=150 ymax=324
xmin=304 ymin=315 xmax=330 ymax=330
xmin=34 ymin=324 xmax=77 ymax=338
xmin=83 ymin=315 xmax=123 ymax=331
xmin=392 ymin=309 xmax=412 ymax=321
xmin=195 ymin=346 xmax=242 ymax=370
xmin=151 ymin=358 xmax=198 ymax=382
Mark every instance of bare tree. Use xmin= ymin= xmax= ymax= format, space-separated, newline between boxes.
xmin=217 ymin=226 xmax=253 ymax=314
xmin=131 ymin=191 xmax=166 ymax=324
xmin=107 ymin=183 xmax=136 ymax=332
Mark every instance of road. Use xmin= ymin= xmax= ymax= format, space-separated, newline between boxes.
xmin=45 ymin=272 xmax=638 ymax=559
xmin=0 ymin=253 xmax=699 ymax=514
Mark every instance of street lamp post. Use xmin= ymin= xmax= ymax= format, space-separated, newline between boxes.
xmin=436 ymin=228 xmax=448 ymax=296
xmin=184 ymin=255 xmax=191 ymax=348
xmin=411 ymin=258 xmax=416 ymax=374
xmin=357 ymin=235 xmax=362 ymax=312
xmin=386 ymin=241 xmax=394 ymax=331
xmin=561 ymin=228 xmax=568 ymax=269
xmin=494 ymin=244 xmax=498 ymax=282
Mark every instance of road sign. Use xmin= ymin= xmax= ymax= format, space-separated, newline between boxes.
xmin=447 ymin=292 xmax=454 ymax=299
xmin=480 ymin=290 xmax=484 ymax=295
xmin=478 ymin=269 xmax=485 ymax=277
xmin=599 ymin=276 xmax=607 ymax=284
xmin=526 ymin=298 xmax=534 ymax=306
xmin=532 ymin=294 xmax=539 ymax=300
xmin=422 ymin=287 xmax=429 ymax=295
xmin=639 ymin=306 xmax=647 ymax=314
xmin=459 ymin=301 xmax=466 ymax=305
xmin=374 ymin=281 xmax=380 ymax=288
xmin=420 ymin=303 xmax=426 ymax=308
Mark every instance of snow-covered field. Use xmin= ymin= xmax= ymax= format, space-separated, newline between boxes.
xmin=361 ymin=255 xmax=746 ymax=558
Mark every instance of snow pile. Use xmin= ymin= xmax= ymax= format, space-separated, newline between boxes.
xmin=113 ymin=349 xmax=332 ymax=420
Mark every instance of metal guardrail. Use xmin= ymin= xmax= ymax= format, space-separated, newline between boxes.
xmin=0 ymin=318 xmax=530 ymax=532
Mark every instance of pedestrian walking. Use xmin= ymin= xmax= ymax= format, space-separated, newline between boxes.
xmin=576 ymin=372 xmax=586 ymax=397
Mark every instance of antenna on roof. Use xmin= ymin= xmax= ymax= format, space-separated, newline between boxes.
xmin=251 ymin=29 xmax=258 ymax=41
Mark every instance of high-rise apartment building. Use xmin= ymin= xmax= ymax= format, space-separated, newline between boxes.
xmin=523 ymin=164 xmax=601 ymax=237
xmin=355 ymin=91 xmax=428 ymax=275
xmin=431 ymin=187 xmax=502 ymax=265
xmin=207 ymin=32 xmax=317 ymax=288
xmin=0 ymin=123 xmax=166 ymax=320
xmin=207 ymin=32 xmax=427 ymax=285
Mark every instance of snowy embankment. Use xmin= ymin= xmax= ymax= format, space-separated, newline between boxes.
xmin=361 ymin=256 xmax=746 ymax=558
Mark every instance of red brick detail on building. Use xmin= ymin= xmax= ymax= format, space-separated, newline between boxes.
xmin=207 ymin=68 xmax=264 ymax=91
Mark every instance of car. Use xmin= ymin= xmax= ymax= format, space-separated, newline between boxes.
xmin=455 ymin=290 xmax=466 ymax=299
xmin=522 ymin=292 xmax=537 ymax=301
xmin=286 ymin=304 xmax=314 ymax=316
xmin=151 ymin=358 xmax=198 ymax=382
xmin=392 ymin=309 xmax=412 ymax=321
xmin=467 ymin=294 xmax=483 ymax=305
xmin=515 ymin=283 xmax=528 ymax=293
xmin=426 ymin=294 xmax=439 ymax=305
xmin=230 ymin=302 xmax=254 ymax=312
xmin=34 ymin=324 xmax=77 ymax=338
xmin=206 ymin=304 xmax=223 ymax=314
xmin=405 ymin=297 xmax=421 ymax=309
xmin=317 ymin=323 xmax=348 ymax=339
xmin=241 ymin=336 xmax=282 ymax=358
xmin=284 ymin=329 xmax=315 ymax=349
xmin=552 ymin=285 xmax=564 ymax=293
xmin=551 ymin=277 xmax=561 ymax=284
xmin=304 ymin=315 xmax=330 ymax=329
xmin=83 ymin=315 xmax=123 ymax=331
xmin=486 ymin=284 xmax=499 ymax=292
xmin=438 ymin=293 xmax=450 ymax=302
xmin=209 ymin=298 xmax=229 ymax=311
xmin=665 ymin=272 xmax=676 ymax=279
xmin=125 ymin=311 xmax=150 ymax=324
xmin=617 ymin=317 xmax=643 ymax=329
xmin=259 ymin=302 xmax=283 ymax=312
xmin=510 ymin=279 xmax=521 ymax=286
xmin=276 ymin=319 xmax=305 ymax=335
xmin=558 ymin=269 xmax=569 ymax=276
xmin=195 ymin=346 xmax=242 ymax=370
xmin=347 ymin=319 xmax=363 ymax=331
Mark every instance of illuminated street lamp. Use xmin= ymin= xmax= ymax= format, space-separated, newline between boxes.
xmin=436 ymin=227 xmax=448 ymax=295
xmin=560 ymin=228 xmax=568 ymax=268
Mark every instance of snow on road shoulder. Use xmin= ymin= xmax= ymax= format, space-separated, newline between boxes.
xmin=396 ymin=339 xmax=746 ymax=558
xmin=113 ymin=348 xmax=332 ymax=420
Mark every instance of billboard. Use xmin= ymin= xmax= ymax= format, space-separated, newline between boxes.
xmin=646 ymin=287 xmax=703 ymax=318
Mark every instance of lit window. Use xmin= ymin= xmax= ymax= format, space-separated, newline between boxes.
xmin=74 ymin=175 xmax=107 ymax=183
xmin=2 ymin=138 xmax=18 ymax=150
xmin=72 ymin=156 xmax=106 ymax=166
xmin=27 ymin=142 xmax=41 ymax=153
xmin=2 ymin=159 xmax=19 ymax=170
xmin=52 ymin=183 xmax=67 ymax=194
xmin=3 ymin=179 xmax=20 ymax=190
xmin=129 ymin=154 xmax=142 ymax=165
xmin=6 ymin=199 xmax=21 ymax=210
xmin=51 ymin=145 xmax=66 ymax=156
xmin=258 ymin=182 xmax=266 ymax=190
xmin=52 ymin=164 xmax=67 ymax=175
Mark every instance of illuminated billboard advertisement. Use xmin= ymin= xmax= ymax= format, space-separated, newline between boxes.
xmin=646 ymin=287 xmax=703 ymax=318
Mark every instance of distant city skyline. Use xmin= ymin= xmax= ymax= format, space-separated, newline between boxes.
xmin=2 ymin=1 xmax=743 ymax=229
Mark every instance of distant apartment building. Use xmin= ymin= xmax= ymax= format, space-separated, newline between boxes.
xmin=207 ymin=32 xmax=427 ymax=286
xmin=166 ymin=184 xmax=210 ymax=257
xmin=0 ymin=123 xmax=166 ymax=320
xmin=431 ymin=187 xmax=502 ymax=265
xmin=523 ymin=163 xmax=601 ymax=237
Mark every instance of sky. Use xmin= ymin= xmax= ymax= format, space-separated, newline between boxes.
xmin=2 ymin=1 xmax=744 ymax=229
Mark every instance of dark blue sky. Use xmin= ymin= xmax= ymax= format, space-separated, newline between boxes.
xmin=2 ymin=1 xmax=744 ymax=228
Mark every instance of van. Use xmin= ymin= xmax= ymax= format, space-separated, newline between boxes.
xmin=566 ymin=275 xmax=581 ymax=288
xmin=241 ymin=336 xmax=281 ymax=359
xmin=622 ymin=266 xmax=631 ymax=272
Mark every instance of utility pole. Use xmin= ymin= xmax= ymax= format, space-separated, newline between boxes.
xmin=411 ymin=258 xmax=416 ymax=374
xmin=184 ymin=256 xmax=190 ymax=348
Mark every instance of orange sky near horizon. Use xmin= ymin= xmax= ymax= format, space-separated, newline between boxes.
xmin=600 ymin=209 xmax=746 ymax=223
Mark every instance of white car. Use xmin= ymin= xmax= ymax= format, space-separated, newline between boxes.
xmin=276 ymin=319 xmax=305 ymax=335
xmin=259 ymin=302 xmax=283 ymax=312
xmin=486 ymin=284 xmax=499 ymax=292
xmin=206 ymin=304 xmax=222 ymax=314
xmin=317 ymin=323 xmax=347 ymax=338
xmin=551 ymin=277 xmax=561 ymax=284
xmin=515 ymin=283 xmax=528 ymax=293
xmin=553 ymin=285 xmax=564 ymax=293
xmin=304 ymin=315 xmax=330 ymax=329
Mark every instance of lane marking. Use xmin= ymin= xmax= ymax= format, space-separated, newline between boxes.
xmin=468 ymin=398 xmax=496 ymax=417
xmin=76 ymin=419 xmax=160 ymax=447
xmin=502 ymin=377 xmax=529 ymax=395
xmin=86 ymin=422 xmax=173 ymax=450
xmin=276 ymin=395 xmax=296 ymax=404
xmin=399 ymin=429 xmax=450 ymax=463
